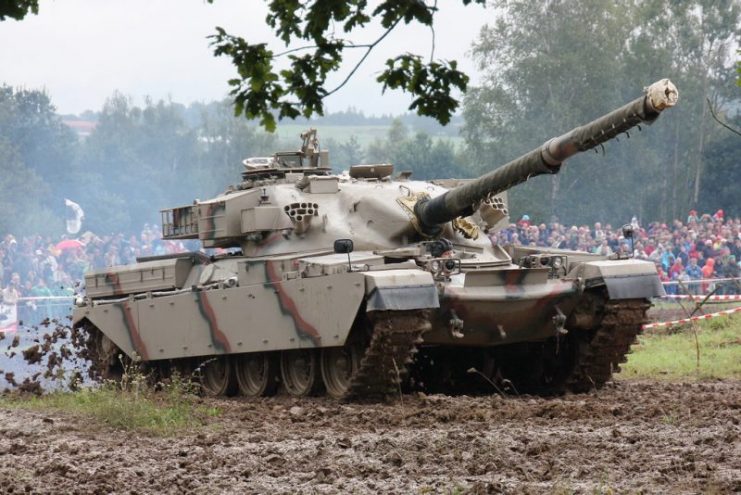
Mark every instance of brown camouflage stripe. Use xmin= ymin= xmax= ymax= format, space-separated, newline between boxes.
xmin=105 ymin=272 xmax=149 ymax=360
xmin=265 ymin=260 xmax=321 ymax=346
xmin=194 ymin=291 xmax=232 ymax=353
xmin=104 ymin=272 xmax=124 ymax=296
xmin=203 ymin=202 xmax=225 ymax=240
xmin=442 ymin=270 xmax=576 ymax=337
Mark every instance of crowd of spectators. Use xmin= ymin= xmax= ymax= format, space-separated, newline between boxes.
xmin=493 ymin=209 xmax=741 ymax=294
xmin=1 ymin=208 xmax=740 ymax=316
xmin=0 ymin=224 xmax=193 ymax=323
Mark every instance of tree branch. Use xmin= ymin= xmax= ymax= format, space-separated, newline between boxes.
xmin=324 ymin=17 xmax=403 ymax=98
xmin=274 ymin=41 xmax=376 ymax=58
xmin=707 ymin=97 xmax=741 ymax=137
xmin=429 ymin=0 xmax=437 ymax=63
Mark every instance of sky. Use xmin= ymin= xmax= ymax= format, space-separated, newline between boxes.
xmin=0 ymin=0 xmax=494 ymax=116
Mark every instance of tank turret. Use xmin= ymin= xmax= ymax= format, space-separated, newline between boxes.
xmin=414 ymin=79 xmax=678 ymax=236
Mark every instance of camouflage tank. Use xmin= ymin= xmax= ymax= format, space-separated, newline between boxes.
xmin=73 ymin=79 xmax=678 ymax=399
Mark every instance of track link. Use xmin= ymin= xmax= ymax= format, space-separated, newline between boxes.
xmin=344 ymin=310 xmax=430 ymax=400
xmin=566 ymin=299 xmax=650 ymax=392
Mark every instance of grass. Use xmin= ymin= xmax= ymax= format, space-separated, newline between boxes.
xmin=0 ymin=367 xmax=221 ymax=436
xmin=621 ymin=313 xmax=741 ymax=381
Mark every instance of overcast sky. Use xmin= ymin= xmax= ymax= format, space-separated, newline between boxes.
xmin=0 ymin=0 xmax=494 ymax=116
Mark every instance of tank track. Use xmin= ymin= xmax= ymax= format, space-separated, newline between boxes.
xmin=565 ymin=299 xmax=650 ymax=392
xmin=344 ymin=310 xmax=431 ymax=400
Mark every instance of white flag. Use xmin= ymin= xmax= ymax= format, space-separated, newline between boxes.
xmin=0 ymin=302 xmax=17 ymax=333
xmin=65 ymin=198 xmax=85 ymax=234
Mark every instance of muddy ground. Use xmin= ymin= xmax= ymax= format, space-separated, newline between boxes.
xmin=0 ymin=381 xmax=738 ymax=494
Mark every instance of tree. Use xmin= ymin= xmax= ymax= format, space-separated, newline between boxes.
xmin=324 ymin=135 xmax=364 ymax=169
xmin=196 ymin=99 xmax=280 ymax=189
xmin=366 ymin=120 xmax=465 ymax=179
xmin=0 ymin=137 xmax=53 ymax=235
xmin=621 ymin=0 xmax=739 ymax=214
xmin=76 ymin=94 xmax=204 ymax=232
xmin=699 ymin=113 xmax=741 ymax=215
xmin=208 ymin=0 xmax=483 ymax=131
xmin=0 ymin=86 xmax=77 ymax=234
xmin=462 ymin=0 xmax=740 ymax=225
xmin=0 ymin=0 xmax=37 ymax=21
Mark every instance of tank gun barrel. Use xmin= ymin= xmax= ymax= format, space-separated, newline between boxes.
xmin=414 ymin=79 xmax=679 ymax=235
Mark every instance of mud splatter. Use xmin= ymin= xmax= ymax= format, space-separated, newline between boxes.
xmin=21 ymin=345 xmax=42 ymax=365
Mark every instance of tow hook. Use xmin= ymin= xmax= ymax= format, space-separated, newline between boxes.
xmin=553 ymin=306 xmax=568 ymax=336
xmin=449 ymin=310 xmax=464 ymax=339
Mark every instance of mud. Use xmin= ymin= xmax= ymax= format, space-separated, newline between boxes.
xmin=1 ymin=381 xmax=739 ymax=494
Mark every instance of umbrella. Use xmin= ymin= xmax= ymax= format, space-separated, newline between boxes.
xmin=55 ymin=239 xmax=84 ymax=251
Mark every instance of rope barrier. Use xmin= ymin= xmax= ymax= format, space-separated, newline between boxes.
xmin=661 ymin=277 xmax=740 ymax=286
xmin=660 ymin=294 xmax=741 ymax=301
xmin=642 ymin=305 xmax=741 ymax=330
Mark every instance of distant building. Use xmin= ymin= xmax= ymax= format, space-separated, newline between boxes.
xmin=62 ymin=119 xmax=97 ymax=139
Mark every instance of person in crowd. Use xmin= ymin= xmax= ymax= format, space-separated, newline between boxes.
xmin=701 ymin=257 xmax=716 ymax=294
xmin=685 ymin=256 xmax=702 ymax=295
xmin=1 ymin=273 xmax=21 ymax=305
xmin=593 ymin=239 xmax=613 ymax=256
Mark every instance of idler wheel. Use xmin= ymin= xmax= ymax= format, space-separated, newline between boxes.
xmin=86 ymin=326 xmax=125 ymax=380
xmin=280 ymin=349 xmax=322 ymax=396
xmin=199 ymin=356 xmax=237 ymax=396
xmin=234 ymin=352 xmax=279 ymax=397
xmin=320 ymin=345 xmax=360 ymax=399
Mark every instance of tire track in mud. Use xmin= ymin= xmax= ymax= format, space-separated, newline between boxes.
xmin=0 ymin=380 xmax=738 ymax=494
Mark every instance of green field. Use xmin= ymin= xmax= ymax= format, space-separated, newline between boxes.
xmin=621 ymin=313 xmax=741 ymax=381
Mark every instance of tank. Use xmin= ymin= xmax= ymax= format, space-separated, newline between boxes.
xmin=73 ymin=79 xmax=678 ymax=399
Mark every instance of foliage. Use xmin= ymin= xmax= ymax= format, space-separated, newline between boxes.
xmin=196 ymin=100 xmax=280 ymax=189
xmin=462 ymin=0 xmax=740 ymax=225
xmin=208 ymin=0 xmax=483 ymax=131
xmin=621 ymin=314 xmax=741 ymax=381
xmin=0 ymin=0 xmax=38 ymax=21
xmin=365 ymin=119 xmax=467 ymax=180
xmin=699 ymin=113 xmax=741 ymax=213
xmin=0 ymin=86 xmax=76 ymax=235
xmin=72 ymin=95 xmax=283 ymax=233
xmin=324 ymin=134 xmax=364 ymax=169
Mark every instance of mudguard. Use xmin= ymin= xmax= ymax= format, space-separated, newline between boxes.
xmin=364 ymin=270 xmax=439 ymax=312
xmin=574 ymin=259 xmax=665 ymax=299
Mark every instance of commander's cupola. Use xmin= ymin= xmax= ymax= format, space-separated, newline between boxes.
xmin=240 ymin=128 xmax=331 ymax=185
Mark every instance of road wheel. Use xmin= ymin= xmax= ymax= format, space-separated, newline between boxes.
xmin=234 ymin=352 xmax=279 ymax=397
xmin=199 ymin=356 xmax=236 ymax=396
xmin=320 ymin=345 xmax=360 ymax=399
xmin=280 ymin=349 xmax=322 ymax=397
